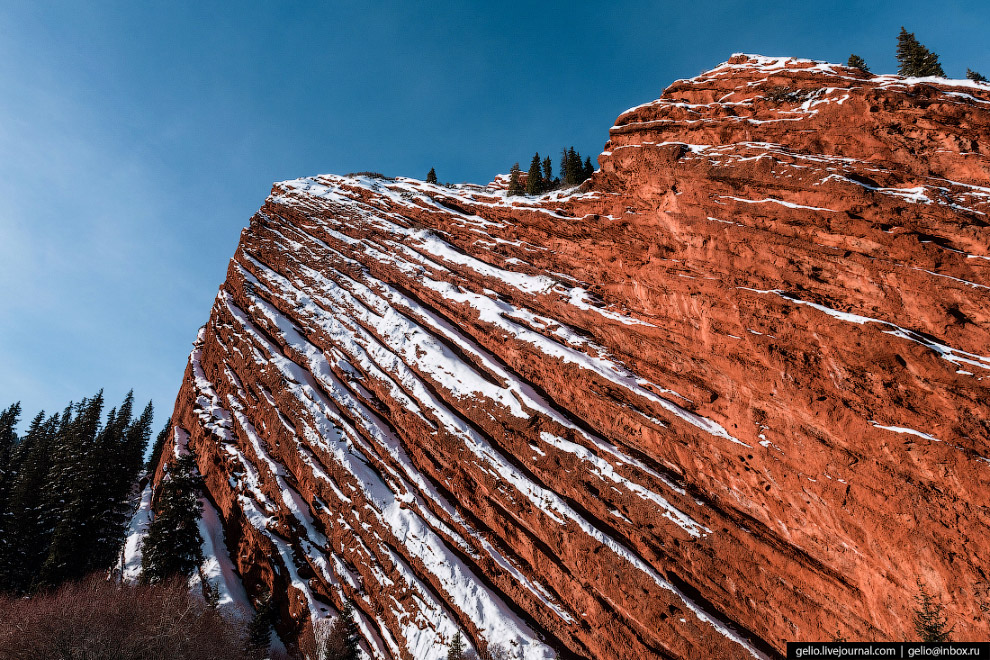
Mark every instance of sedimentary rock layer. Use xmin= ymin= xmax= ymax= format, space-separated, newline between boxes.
xmin=152 ymin=55 xmax=990 ymax=659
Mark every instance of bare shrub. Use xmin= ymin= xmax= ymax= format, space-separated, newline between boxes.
xmin=763 ymin=85 xmax=811 ymax=103
xmin=343 ymin=171 xmax=389 ymax=179
xmin=0 ymin=574 xmax=249 ymax=659
xmin=475 ymin=642 xmax=524 ymax=660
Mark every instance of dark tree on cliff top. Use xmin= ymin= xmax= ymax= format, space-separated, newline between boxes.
xmin=967 ymin=68 xmax=988 ymax=83
xmin=526 ymin=153 xmax=544 ymax=195
xmin=507 ymin=162 xmax=523 ymax=196
xmin=541 ymin=155 xmax=555 ymax=189
xmin=896 ymin=27 xmax=945 ymax=78
xmin=562 ymin=147 xmax=582 ymax=185
xmin=141 ymin=453 xmax=204 ymax=584
xmin=847 ymin=54 xmax=870 ymax=73
xmin=426 ymin=167 xmax=438 ymax=184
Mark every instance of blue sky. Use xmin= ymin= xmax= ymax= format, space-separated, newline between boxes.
xmin=1 ymin=1 xmax=987 ymax=431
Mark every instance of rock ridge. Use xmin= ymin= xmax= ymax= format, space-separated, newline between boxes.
xmin=143 ymin=54 xmax=990 ymax=659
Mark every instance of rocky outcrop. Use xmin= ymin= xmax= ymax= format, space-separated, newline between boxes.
xmin=151 ymin=55 xmax=990 ymax=659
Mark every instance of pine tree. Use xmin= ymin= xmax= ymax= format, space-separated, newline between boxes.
xmin=322 ymin=601 xmax=361 ymax=660
xmin=526 ymin=153 xmax=543 ymax=195
xmin=847 ymin=54 xmax=870 ymax=73
xmin=0 ymin=392 xmax=155 ymax=594
xmin=33 ymin=392 xmax=153 ymax=586
xmin=967 ymin=69 xmax=988 ymax=83
xmin=896 ymin=27 xmax=945 ymax=78
xmin=147 ymin=417 xmax=171 ymax=473
xmin=507 ymin=163 xmax=523 ymax=196
xmin=0 ymin=402 xmax=19 ymax=478
xmin=200 ymin=566 xmax=222 ymax=609
xmin=559 ymin=146 xmax=585 ymax=186
xmin=426 ymin=167 xmax=438 ymax=184
xmin=447 ymin=630 xmax=467 ymax=660
xmin=896 ymin=27 xmax=919 ymax=76
xmin=567 ymin=147 xmax=581 ymax=185
xmin=88 ymin=398 xmax=152 ymax=573
xmin=0 ymin=411 xmax=56 ymax=593
xmin=913 ymin=580 xmax=954 ymax=642
xmin=246 ymin=592 xmax=277 ymax=659
xmin=141 ymin=453 xmax=204 ymax=583
xmin=541 ymin=155 xmax=555 ymax=189
xmin=0 ymin=403 xmax=21 ymax=585
xmin=582 ymin=156 xmax=594 ymax=182
xmin=38 ymin=393 xmax=106 ymax=588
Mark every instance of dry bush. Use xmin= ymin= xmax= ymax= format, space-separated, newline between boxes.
xmin=0 ymin=574 xmax=249 ymax=660
xmin=474 ymin=642 xmax=524 ymax=660
xmin=763 ymin=85 xmax=812 ymax=103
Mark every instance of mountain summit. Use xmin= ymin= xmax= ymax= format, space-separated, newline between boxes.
xmin=127 ymin=54 xmax=990 ymax=659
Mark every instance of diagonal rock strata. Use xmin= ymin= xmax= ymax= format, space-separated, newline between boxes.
xmin=139 ymin=54 xmax=990 ymax=659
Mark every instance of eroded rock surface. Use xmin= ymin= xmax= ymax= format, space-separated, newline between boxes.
xmin=152 ymin=55 xmax=990 ymax=659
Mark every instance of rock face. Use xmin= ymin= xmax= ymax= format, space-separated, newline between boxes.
xmin=153 ymin=55 xmax=990 ymax=659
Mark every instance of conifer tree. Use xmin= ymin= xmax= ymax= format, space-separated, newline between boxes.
xmin=896 ymin=27 xmax=919 ymax=75
xmin=88 ymin=398 xmax=152 ymax=573
xmin=582 ymin=156 xmax=594 ymax=182
xmin=847 ymin=54 xmax=870 ymax=73
xmin=526 ymin=153 xmax=543 ymax=195
xmin=322 ymin=600 xmax=361 ymax=660
xmin=967 ymin=69 xmax=988 ymax=83
xmin=896 ymin=27 xmax=945 ymax=77
xmin=246 ymin=592 xmax=277 ymax=659
xmin=0 ymin=402 xmax=19 ymax=479
xmin=141 ymin=453 xmax=204 ymax=583
xmin=913 ymin=580 xmax=954 ymax=642
xmin=0 ymin=403 xmax=21 ymax=583
xmin=447 ymin=630 xmax=467 ymax=660
xmin=0 ymin=411 xmax=57 ymax=593
xmin=507 ymin=163 xmax=523 ymax=196
xmin=567 ymin=147 xmax=581 ymax=185
xmin=33 ymin=391 xmax=153 ymax=586
xmin=147 ymin=417 xmax=171 ymax=473
xmin=200 ymin=566 xmax=222 ymax=609
xmin=38 ymin=393 xmax=106 ymax=588
xmin=559 ymin=146 xmax=585 ymax=186
xmin=426 ymin=167 xmax=438 ymax=184
xmin=541 ymin=155 xmax=555 ymax=189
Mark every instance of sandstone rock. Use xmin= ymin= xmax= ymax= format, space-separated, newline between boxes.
xmin=147 ymin=54 xmax=990 ymax=659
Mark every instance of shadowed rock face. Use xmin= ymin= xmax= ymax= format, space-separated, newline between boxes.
xmin=156 ymin=55 xmax=990 ymax=659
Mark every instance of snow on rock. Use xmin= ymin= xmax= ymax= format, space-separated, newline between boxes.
xmin=120 ymin=484 xmax=153 ymax=582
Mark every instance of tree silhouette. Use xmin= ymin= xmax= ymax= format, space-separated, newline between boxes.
xmin=847 ymin=54 xmax=870 ymax=73
xmin=896 ymin=27 xmax=945 ymax=77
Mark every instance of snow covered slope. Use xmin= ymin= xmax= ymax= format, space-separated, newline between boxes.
xmin=141 ymin=55 xmax=990 ymax=658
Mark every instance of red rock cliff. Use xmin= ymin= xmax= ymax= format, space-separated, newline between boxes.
xmin=152 ymin=54 xmax=990 ymax=659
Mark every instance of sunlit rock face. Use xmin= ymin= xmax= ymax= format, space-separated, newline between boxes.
xmin=155 ymin=54 xmax=990 ymax=659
